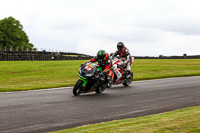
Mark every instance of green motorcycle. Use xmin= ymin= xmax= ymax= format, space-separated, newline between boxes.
xmin=73 ymin=62 xmax=107 ymax=96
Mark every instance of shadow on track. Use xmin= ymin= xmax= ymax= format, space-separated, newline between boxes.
xmin=72 ymin=92 xmax=110 ymax=98
xmin=71 ymin=85 xmax=133 ymax=98
xmin=108 ymin=85 xmax=133 ymax=90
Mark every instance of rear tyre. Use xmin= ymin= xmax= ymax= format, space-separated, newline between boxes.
xmin=123 ymin=71 xmax=133 ymax=86
xmin=73 ymin=80 xmax=83 ymax=96
xmin=95 ymin=83 xmax=106 ymax=94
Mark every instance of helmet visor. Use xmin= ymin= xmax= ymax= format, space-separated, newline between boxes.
xmin=117 ymin=45 xmax=123 ymax=51
xmin=98 ymin=55 xmax=104 ymax=63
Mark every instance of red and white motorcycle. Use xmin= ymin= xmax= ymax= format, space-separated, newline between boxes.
xmin=107 ymin=56 xmax=134 ymax=88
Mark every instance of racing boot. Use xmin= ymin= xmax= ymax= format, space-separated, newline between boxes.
xmin=126 ymin=70 xmax=132 ymax=78
xmin=105 ymin=75 xmax=112 ymax=87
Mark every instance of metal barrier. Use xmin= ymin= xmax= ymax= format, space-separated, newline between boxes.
xmin=0 ymin=51 xmax=92 ymax=61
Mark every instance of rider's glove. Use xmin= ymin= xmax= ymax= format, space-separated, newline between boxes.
xmin=110 ymin=55 xmax=114 ymax=59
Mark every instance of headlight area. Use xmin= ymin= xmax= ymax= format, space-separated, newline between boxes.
xmin=85 ymin=74 xmax=93 ymax=77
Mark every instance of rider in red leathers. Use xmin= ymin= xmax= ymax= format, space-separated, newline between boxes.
xmin=112 ymin=42 xmax=132 ymax=74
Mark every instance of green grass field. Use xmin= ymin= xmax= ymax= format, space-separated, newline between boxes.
xmin=1 ymin=59 xmax=200 ymax=92
xmin=53 ymin=106 xmax=200 ymax=133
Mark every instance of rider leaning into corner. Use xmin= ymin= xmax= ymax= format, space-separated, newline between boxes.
xmin=112 ymin=42 xmax=132 ymax=75
xmin=88 ymin=50 xmax=114 ymax=84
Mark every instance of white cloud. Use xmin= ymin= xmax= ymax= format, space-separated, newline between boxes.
xmin=1 ymin=0 xmax=200 ymax=56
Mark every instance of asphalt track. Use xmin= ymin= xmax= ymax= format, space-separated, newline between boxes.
xmin=0 ymin=76 xmax=200 ymax=133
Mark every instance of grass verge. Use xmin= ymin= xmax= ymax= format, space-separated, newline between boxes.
xmin=52 ymin=106 xmax=200 ymax=133
xmin=1 ymin=59 xmax=200 ymax=92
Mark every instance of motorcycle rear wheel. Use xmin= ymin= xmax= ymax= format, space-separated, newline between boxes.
xmin=123 ymin=71 xmax=133 ymax=86
xmin=73 ymin=79 xmax=83 ymax=96
xmin=95 ymin=84 xmax=106 ymax=94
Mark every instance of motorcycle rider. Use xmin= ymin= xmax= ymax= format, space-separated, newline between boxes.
xmin=88 ymin=50 xmax=113 ymax=84
xmin=112 ymin=42 xmax=132 ymax=74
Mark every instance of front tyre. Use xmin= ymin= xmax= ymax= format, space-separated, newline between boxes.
xmin=123 ymin=71 xmax=133 ymax=86
xmin=73 ymin=79 xmax=83 ymax=96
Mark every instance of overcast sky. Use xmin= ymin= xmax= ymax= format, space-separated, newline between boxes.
xmin=1 ymin=0 xmax=200 ymax=56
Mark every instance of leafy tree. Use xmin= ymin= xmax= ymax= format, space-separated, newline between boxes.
xmin=0 ymin=16 xmax=34 ymax=51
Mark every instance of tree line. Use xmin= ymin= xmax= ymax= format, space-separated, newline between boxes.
xmin=0 ymin=16 xmax=34 ymax=51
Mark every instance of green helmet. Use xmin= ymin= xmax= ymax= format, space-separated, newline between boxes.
xmin=97 ymin=50 xmax=107 ymax=64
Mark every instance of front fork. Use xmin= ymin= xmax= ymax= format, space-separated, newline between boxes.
xmin=78 ymin=74 xmax=88 ymax=87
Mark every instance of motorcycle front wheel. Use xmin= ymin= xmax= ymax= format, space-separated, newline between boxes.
xmin=73 ymin=79 xmax=83 ymax=96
